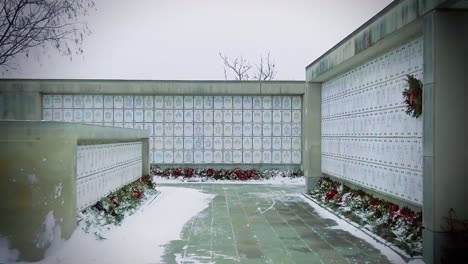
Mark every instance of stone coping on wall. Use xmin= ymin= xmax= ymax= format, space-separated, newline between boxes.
xmin=0 ymin=120 xmax=149 ymax=146
xmin=305 ymin=0 xmax=462 ymax=82
xmin=0 ymin=79 xmax=306 ymax=95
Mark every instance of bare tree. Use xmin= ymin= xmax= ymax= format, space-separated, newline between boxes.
xmin=253 ymin=52 xmax=276 ymax=80
xmin=219 ymin=52 xmax=277 ymax=81
xmin=219 ymin=52 xmax=252 ymax=80
xmin=0 ymin=0 xmax=95 ymax=69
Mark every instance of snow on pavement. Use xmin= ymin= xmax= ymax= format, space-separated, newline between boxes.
xmin=18 ymin=186 xmax=214 ymax=264
xmin=301 ymin=195 xmax=425 ymax=264
xmin=154 ymin=176 xmax=305 ymax=185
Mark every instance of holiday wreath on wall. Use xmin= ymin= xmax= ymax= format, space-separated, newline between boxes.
xmin=402 ymin=75 xmax=423 ymax=118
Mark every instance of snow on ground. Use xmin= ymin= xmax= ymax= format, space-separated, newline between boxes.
xmin=154 ymin=176 xmax=305 ymax=185
xmin=301 ymin=195 xmax=425 ymax=264
xmin=0 ymin=236 xmax=19 ymax=263
xmin=17 ymin=187 xmax=214 ymax=264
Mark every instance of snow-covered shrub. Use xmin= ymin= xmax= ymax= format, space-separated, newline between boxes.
xmin=149 ymin=165 xmax=303 ymax=181
xmin=309 ymin=177 xmax=422 ymax=256
xmin=80 ymin=174 xmax=158 ymax=233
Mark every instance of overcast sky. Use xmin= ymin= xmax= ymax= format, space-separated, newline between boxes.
xmin=2 ymin=0 xmax=393 ymax=80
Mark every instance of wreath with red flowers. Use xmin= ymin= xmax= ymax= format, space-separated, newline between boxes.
xmin=402 ymin=75 xmax=423 ymax=118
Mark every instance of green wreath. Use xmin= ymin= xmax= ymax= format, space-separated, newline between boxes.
xmin=402 ymin=75 xmax=423 ymax=118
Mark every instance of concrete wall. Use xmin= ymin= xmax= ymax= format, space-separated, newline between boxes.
xmin=0 ymin=121 xmax=149 ymax=261
xmin=422 ymin=10 xmax=468 ymax=264
xmin=304 ymin=0 xmax=468 ymax=262
xmin=303 ymin=82 xmax=322 ymax=191
xmin=0 ymin=92 xmax=41 ymax=120
xmin=320 ymin=38 xmax=424 ymax=206
xmin=0 ymin=80 xmax=305 ymax=95
xmin=76 ymin=142 xmax=143 ymax=210
xmin=41 ymin=94 xmax=303 ymax=166
xmin=0 ymin=80 xmax=306 ymax=168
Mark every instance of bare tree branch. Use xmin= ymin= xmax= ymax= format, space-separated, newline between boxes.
xmin=219 ymin=52 xmax=252 ymax=80
xmin=254 ymin=52 xmax=276 ymax=80
xmin=0 ymin=0 xmax=95 ymax=69
xmin=220 ymin=51 xmax=276 ymax=81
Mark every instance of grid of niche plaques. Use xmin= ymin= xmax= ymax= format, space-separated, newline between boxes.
xmin=321 ymin=37 xmax=423 ymax=205
xmin=76 ymin=142 xmax=142 ymax=211
xmin=42 ymin=95 xmax=302 ymax=164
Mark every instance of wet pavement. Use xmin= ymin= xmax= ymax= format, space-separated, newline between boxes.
xmin=160 ymin=183 xmax=391 ymax=264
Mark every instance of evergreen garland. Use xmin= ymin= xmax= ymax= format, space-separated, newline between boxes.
xmin=402 ymin=75 xmax=423 ymax=118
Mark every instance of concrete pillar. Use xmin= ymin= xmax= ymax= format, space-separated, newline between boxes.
xmin=142 ymin=138 xmax=150 ymax=175
xmin=303 ymin=82 xmax=322 ymax=192
xmin=422 ymin=10 xmax=468 ymax=264
xmin=0 ymin=127 xmax=77 ymax=261
xmin=0 ymin=92 xmax=42 ymax=120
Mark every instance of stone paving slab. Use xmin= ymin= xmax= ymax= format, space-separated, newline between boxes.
xmin=160 ymin=184 xmax=391 ymax=264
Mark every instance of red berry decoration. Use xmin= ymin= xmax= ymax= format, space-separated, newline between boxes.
xmin=326 ymin=188 xmax=338 ymax=200
xmin=388 ymin=204 xmax=399 ymax=214
xmin=184 ymin=167 xmax=195 ymax=178
xmin=110 ymin=196 xmax=120 ymax=207
xmin=132 ymin=187 xmax=143 ymax=199
xmin=205 ymin=168 xmax=215 ymax=177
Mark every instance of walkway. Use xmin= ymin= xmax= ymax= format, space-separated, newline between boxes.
xmin=160 ymin=183 xmax=391 ymax=264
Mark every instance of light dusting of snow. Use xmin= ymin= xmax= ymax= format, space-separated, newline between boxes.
xmin=16 ymin=187 xmax=214 ymax=264
xmin=154 ymin=176 xmax=305 ymax=185
xmin=301 ymin=195 xmax=424 ymax=264
xmin=175 ymin=254 xmax=214 ymax=264
xmin=54 ymin=184 xmax=62 ymax=199
xmin=0 ymin=235 xmax=19 ymax=263
xmin=27 ymin=174 xmax=38 ymax=184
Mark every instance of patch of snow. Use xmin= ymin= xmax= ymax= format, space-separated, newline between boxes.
xmin=0 ymin=235 xmax=19 ymax=263
xmin=407 ymin=259 xmax=425 ymax=264
xmin=27 ymin=174 xmax=37 ymax=184
xmin=301 ymin=195 xmax=423 ymax=264
xmin=211 ymin=252 xmax=238 ymax=261
xmin=257 ymin=200 xmax=276 ymax=214
xmin=175 ymin=253 xmax=214 ymax=264
xmin=16 ymin=186 xmax=214 ymax=264
xmin=34 ymin=212 xmax=60 ymax=250
xmin=154 ymin=176 xmax=305 ymax=185
xmin=54 ymin=184 xmax=62 ymax=199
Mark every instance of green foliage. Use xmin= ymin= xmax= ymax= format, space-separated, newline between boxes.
xmin=402 ymin=75 xmax=423 ymax=118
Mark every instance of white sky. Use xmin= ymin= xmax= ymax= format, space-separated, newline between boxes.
xmin=2 ymin=0 xmax=393 ymax=80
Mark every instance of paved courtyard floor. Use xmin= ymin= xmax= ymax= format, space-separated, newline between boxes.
xmin=160 ymin=183 xmax=391 ymax=264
